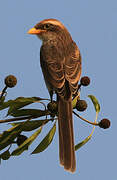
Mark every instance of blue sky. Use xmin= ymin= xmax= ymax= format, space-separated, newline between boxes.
xmin=0 ymin=0 xmax=116 ymax=179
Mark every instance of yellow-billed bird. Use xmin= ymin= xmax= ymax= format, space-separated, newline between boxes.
xmin=28 ymin=19 xmax=82 ymax=172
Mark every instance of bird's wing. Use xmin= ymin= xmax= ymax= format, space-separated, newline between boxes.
xmin=65 ymin=42 xmax=82 ymax=94
xmin=40 ymin=42 xmax=81 ymax=98
xmin=40 ymin=44 xmax=66 ymax=97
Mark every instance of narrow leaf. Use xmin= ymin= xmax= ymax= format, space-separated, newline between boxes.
xmin=32 ymin=122 xmax=56 ymax=154
xmin=75 ymin=95 xmax=100 ymax=151
xmin=0 ymin=100 xmax=13 ymax=111
xmin=75 ymin=133 xmax=92 ymax=151
xmin=88 ymin=95 xmax=100 ymax=113
xmin=72 ymin=92 xmax=80 ymax=109
xmin=11 ymin=119 xmax=49 ymax=132
xmin=11 ymin=127 xmax=42 ymax=156
xmin=10 ymin=109 xmax=49 ymax=117
xmin=7 ymin=97 xmax=43 ymax=115
xmin=0 ymin=122 xmax=27 ymax=151
xmin=0 ymin=96 xmax=6 ymax=105
xmin=0 ymin=149 xmax=10 ymax=160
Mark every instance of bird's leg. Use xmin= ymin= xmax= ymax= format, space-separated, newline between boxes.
xmin=49 ymin=90 xmax=53 ymax=102
xmin=49 ymin=91 xmax=56 ymax=121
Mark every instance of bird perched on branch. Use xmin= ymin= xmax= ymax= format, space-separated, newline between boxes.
xmin=28 ymin=19 xmax=82 ymax=172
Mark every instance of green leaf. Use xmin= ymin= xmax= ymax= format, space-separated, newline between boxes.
xmin=75 ymin=95 xmax=100 ymax=151
xmin=0 ymin=96 xmax=6 ymax=105
xmin=32 ymin=122 xmax=56 ymax=154
xmin=0 ymin=149 xmax=11 ymax=160
xmin=7 ymin=97 xmax=43 ymax=115
xmin=11 ymin=127 xmax=42 ymax=156
xmin=72 ymin=92 xmax=80 ymax=109
xmin=0 ymin=100 xmax=13 ymax=111
xmin=88 ymin=95 xmax=100 ymax=113
xmin=75 ymin=134 xmax=92 ymax=151
xmin=10 ymin=109 xmax=49 ymax=117
xmin=0 ymin=96 xmax=43 ymax=113
xmin=0 ymin=122 xmax=27 ymax=151
xmin=11 ymin=119 xmax=49 ymax=132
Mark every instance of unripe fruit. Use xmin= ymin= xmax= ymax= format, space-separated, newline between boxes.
xmin=47 ymin=101 xmax=58 ymax=114
xmin=80 ymin=76 xmax=90 ymax=86
xmin=99 ymin=119 xmax=111 ymax=129
xmin=76 ymin=100 xmax=87 ymax=112
xmin=16 ymin=135 xmax=28 ymax=146
xmin=4 ymin=75 xmax=17 ymax=88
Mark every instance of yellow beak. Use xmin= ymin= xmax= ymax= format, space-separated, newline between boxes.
xmin=27 ymin=27 xmax=46 ymax=35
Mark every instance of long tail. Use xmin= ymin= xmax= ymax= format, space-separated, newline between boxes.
xmin=58 ymin=96 xmax=76 ymax=172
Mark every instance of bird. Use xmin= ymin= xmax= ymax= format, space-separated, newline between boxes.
xmin=28 ymin=19 xmax=82 ymax=172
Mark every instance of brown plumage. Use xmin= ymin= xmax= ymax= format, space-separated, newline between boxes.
xmin=28 ymin=19 xmax=82 ymax=172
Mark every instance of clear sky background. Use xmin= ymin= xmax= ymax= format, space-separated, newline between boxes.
xmin=0 ymin=0 xmax=116 ymax=179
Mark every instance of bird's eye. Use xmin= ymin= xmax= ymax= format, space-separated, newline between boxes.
xmin=44 ymin=24 xmax=50 ymax=30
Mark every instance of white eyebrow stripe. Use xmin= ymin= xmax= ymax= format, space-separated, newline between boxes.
xmin=42 ymin=20 xmax=65 ymax=29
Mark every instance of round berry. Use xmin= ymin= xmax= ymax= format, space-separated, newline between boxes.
xmin=4 ymin=75 xmax=17 ymax=88
xmin=47 ymin=101 xmax=58 ymax=114
xmin=80 ymin=76 xmax=90 ymax=86
xmin=16 ymin=135 xmax=28 ymax=146
xmin=99 ymin=119 xmax=111 ymax=129
xmin=76 ymin=100 xmax=87 ymax=112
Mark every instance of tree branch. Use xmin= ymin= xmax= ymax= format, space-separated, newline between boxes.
xmin=73 ymin=111 xmax=99 ymax=126
xmin=0 ymin=116 xmax=34 ymax=124
xmin=0 ymin=86 xmax=7 ymax=100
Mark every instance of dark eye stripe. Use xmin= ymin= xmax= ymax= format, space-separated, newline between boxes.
xmin=44 ymin=24 xmax=50 ymax=29
xmin=34 ymin=23 xmax=43 ymax=29
xmin=34 ymin=22 xmax=60 ymax=32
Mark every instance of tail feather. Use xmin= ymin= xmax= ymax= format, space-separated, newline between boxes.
xmin=58 ymin=96 xmax=76 ymax=172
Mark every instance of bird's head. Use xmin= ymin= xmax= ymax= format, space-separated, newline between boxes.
xmin=27 ymin=19 xmax=72 ymax=43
